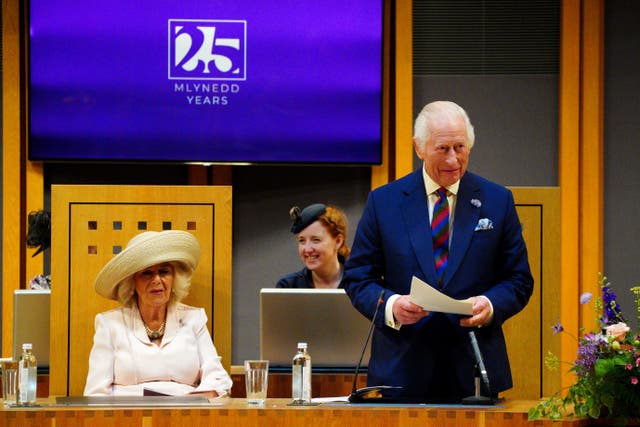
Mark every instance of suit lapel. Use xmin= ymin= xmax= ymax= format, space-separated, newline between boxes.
xmin=129 ymin=304 xmax=150 ymax=344
xmin=443 ymin=173 xmax=481 ymax=287
xmin=400 ymin=169 xmax=438 ymax=284
xmin=160 ymin=303 xmax=178 ymax=346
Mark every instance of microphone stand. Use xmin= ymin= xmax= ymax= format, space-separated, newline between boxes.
xmin=461 ymin=331 xmax=495 ymax=405
xmin=348 ymin=289 xmax=401 ymax=403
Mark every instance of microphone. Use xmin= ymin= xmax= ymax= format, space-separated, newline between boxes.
xmin=461 ymin=330 xmax=495 ymax=405
xmin=348 ymin=289 xmax=401 ymax=403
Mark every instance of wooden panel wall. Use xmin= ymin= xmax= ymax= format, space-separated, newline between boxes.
xmin=559 ymin=0 xmax=605 ymax=390
xmin=503 ymin=187 xmax=561 ymax=399
xmin=2 ymin=0 xmax=45 ymax=358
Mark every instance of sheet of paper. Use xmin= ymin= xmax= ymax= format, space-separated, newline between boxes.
xmin=311 ymin=396 xmax=349 ymax=404
xmin=409 ymin=276 xmax=473 ymax=315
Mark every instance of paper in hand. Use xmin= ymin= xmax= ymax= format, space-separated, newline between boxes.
xmin=409 ymin=276 xmax=473 ymax=315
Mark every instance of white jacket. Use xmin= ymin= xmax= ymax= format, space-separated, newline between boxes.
xmin=84 ymin=302 xmax=232 ymax=396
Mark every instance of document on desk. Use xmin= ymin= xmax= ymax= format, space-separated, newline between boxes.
xmin=409 ymin=276 xmax=473 ymax=315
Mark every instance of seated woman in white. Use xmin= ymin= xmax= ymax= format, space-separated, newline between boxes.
xmin=84 ymin=230 xmax=232 ymax=397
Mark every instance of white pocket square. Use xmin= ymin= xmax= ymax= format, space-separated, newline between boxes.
xmin=474 ymin=218 xmax=493 ymax=231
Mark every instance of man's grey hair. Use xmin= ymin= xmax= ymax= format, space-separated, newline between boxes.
xmin=413 ymin=101 xmax=475 ymax=150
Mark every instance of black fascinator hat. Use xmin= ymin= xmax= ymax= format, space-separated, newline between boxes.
xmin=26 ymin=210 xmax=51 ymax=257
xmin=289 ymin=203 xmax=326 ymax=233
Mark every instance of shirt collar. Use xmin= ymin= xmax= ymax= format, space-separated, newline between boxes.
xmin=422 ymin=167 xmax=460 ymax=196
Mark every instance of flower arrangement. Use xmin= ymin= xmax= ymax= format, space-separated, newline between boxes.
xmin=529 ymin=274 xmax=640 ymax=421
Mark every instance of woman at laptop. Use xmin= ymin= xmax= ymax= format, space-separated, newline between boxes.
xmin=277 ymin=203 xmax=350 ymax=289
xmin=84 ymin=230 xmax=232 ymax=397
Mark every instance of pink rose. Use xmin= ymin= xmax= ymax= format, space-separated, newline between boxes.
xmin=605 ymin=322 xmax=630 ymax=342
xmin=632 ymin=377 xmax=638 ymax=385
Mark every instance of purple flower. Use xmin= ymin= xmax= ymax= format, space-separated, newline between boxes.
xmin=551 ymin=322 xmax=564 ymax=334
xmin=580 ymin=292 xmax=592 ymax=305
xmin=600 ymin=284 xmax=625 ymax=326
xmin=575 ymin=333 xmax=607 ymax=375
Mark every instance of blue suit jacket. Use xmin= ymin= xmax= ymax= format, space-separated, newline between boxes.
xmin=344 ymin=169 xmax=533 ymax=401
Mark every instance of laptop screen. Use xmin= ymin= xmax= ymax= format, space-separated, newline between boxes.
xmin=13 ymin=290 xmax=50 ymax=368
xmin=259 ymin=288 xmax=371 ymax=369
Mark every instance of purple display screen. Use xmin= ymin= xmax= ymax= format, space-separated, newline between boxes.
xmin=28 ymin=1 xmax=383 ymax=164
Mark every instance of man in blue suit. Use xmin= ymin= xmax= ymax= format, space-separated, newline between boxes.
xmin=345 ymin=101 xmax=533 ymax=403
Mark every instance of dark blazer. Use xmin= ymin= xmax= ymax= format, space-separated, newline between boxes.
xmin=344 ymin=169 xmax=533 ymax=401
xmin=276 ymin=266 xmax=347 ymax=289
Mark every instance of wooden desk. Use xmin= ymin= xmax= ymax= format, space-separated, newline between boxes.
xmin=0 ymin=398 xmax=596 ymax=427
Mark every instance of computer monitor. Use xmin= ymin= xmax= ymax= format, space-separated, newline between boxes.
xmin=259 ymin=288 xmax=370 ymax=369
xmin=13 ymin=289 xmax=50 ymax=368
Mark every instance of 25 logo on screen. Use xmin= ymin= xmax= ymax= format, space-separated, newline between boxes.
xmin=169 ymin=19 xmax=246 ymax=80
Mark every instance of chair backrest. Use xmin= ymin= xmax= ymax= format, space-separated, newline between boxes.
xmin=50 ymin=185 xmax=232 ymax=396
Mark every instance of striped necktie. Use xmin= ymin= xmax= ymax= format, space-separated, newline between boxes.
xmin=431 ymin=187 xmax=449 ymax=284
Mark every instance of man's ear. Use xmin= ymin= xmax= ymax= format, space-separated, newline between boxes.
xmin=412 ymin=138 xmax=423 ymax=160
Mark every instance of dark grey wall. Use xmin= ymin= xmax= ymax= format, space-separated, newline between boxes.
xmin=231 ymin=166 xmax=370 ymax=361
xmin=232 ymin=75 xmax=558 ymax=364
xmin=413 ymin=75 xmax=558 ymax=186
xmin=231 ymin=73 xmax=560 ymax=362
xmin=603 ymin=0 xmax=640 ymax=326
xmin=232 ymin=73 xmax=560 ymax=363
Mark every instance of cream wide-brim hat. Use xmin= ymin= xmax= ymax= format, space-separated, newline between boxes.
xmin=94 ymin=230 xmax=201 ymax=300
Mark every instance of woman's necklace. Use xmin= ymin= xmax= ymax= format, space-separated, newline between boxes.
xmin=143 ymin=320 xmax=166 ymax=340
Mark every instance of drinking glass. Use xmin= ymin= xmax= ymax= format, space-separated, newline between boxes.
xmin=244 ymin=360 xmax=269 ymax=405
xmin=1 ymin=359 xmax=18 ymax=407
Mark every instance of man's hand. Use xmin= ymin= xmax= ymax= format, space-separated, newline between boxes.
xmin=459 ymin=296 xmax=493 ymax=328
xmin=392 ymin=295 xmax=429 ymax=325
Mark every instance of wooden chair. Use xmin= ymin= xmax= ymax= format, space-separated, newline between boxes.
xmin=49 ymin=185 xmax=232 ymax=396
